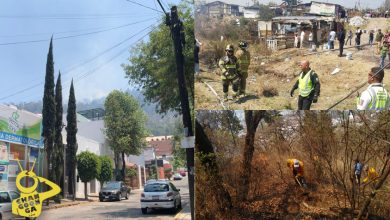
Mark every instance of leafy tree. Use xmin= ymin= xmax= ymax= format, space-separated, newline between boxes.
xmin=42 ymin=38 xmax=56 ymax=188
xmin=123 ymin=3 xmax=194 ymax=114
xmin=104 ymin=90 xmax=148 ymax=181
xmin=258 ymin=4 xmax=274 ymax=20
xmin=77 ymin=151 xmax=99 ymax=200
xmin=126 ymin=167 xmax=138 ymax=186
xmin=97 ymin=156 xmax=113 ymax=189
xmin=165 ymin=168 xmax=173 ymax=180
xmin=66 ymin=80 xmax=78 ymax=200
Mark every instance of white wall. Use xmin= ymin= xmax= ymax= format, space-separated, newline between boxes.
xmin=244 ymin=9 xmax=258 ymax=18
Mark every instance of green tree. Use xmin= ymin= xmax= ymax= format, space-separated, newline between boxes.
xmin=42 ymin=37 xmax=56 ymax=189
xmin=258 ymin=4 xmax=274 ymax=20
xmin=104 ymin=90 xmax=148 ymax=181
xmin=66 ymin=80 xmax=78 ymax=200
xmin=77 ymin=151 xmax=99 ymax=200
xmin=126 ymin=167 xmax=138 ymax=186
xmin=53 ymin=71 xmax=64 ymax=202
xmin=172 ymin=119 xmax=186 ymax=170
xmin=97 ymin=156 xmax=113 ymax=189
xmin=123 ymin=3 xmax=194 ymax=114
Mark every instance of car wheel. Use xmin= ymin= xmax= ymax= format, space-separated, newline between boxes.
xmin=178 ymin=200 xmax=182 ymax=209
xmin=125 ymin=192 xmax=129 ymax=200
xmin=117 ymin=193 xmax=121 ymax=201
xmin=171 ymin=201 xmax=177 ymax=213
xmin=99 ymin=198 xmax=103 ymax=202
xmin=141 ymin=208 xmax=147 ymax=214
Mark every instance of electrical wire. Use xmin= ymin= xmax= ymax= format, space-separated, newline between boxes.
xmin=0 ymin=13 xmax=156 ymax=20
xmin=0 ymin=23 xmax=157 ymax=101
xmin=125 ymin=0 xmax=164 ymax=14
xmin=0 ymin=17 xmax=156 ymax=46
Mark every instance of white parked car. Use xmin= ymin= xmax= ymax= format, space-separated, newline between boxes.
xmin=0 ymin=190 xmax=21 ymax=220
xmin=140 ymin=180 xmax=181 ymax=214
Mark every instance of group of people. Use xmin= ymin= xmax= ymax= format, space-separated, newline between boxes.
xmin=354 ymin=159 xmax=379 ymax=186
xmin=218 ymin=41 xmax=251 ymax=101
xmin=287 ymin=158 xmax=380 ymax=189
xmin=375 ymin=29 xmax=390 ymax=68
xmin=294 ymin=30 xmax=313 ymax=49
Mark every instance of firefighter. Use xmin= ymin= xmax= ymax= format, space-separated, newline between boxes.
xmin=363 ymin=166 xmax=379 ymax=184
xmin=235 ymin=41 xmax=251 ymax=97
xmin=218 ymin=44 xmax=241 ymax=101
xmin=290 ymin=60 xmax=321 ymax=110
xmin=287 ymin=159 xmax=307 ymax=188
xmin=357 ymin=67 xmax=390 ymax=110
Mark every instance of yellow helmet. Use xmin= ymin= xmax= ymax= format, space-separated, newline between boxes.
xmin=225 ymin=44 xmax=234 ymax=52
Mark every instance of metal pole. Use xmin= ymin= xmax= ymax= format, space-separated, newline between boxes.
xmin=154 ymin=147 xmax=159 ymax=179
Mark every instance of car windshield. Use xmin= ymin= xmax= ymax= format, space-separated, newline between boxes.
xmin=102 ymin=182 xmax=120 ymax=190
xmin=144 ymin=183 xmax=169 ymax=192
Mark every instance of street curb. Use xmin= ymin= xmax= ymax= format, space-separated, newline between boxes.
xmin=42 ymin=200 xmax=96 ymax=211
xmin=174 ymin=203 xmax=190 ymax=220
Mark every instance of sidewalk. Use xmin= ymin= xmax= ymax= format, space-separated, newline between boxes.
xmin=174 ymin=203 xmax=191 ymax=220
xmin=41 ymin=196 xmax=98 ymax=211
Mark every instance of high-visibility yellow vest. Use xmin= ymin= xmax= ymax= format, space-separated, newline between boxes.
xmin=367 ymin=86 xmax=390 ymax=110
xmin=298 ymin=70 xmax=314 ymax=97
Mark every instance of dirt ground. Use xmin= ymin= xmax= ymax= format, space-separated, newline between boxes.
xmin=195 ymin=18 xmax=390 ymax=110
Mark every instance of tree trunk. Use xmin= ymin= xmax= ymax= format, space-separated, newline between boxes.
xmin=357 ymin=160 xmax=390 ymax=219
xmin=239 ymin=110 xmax=266 ymax=201
xmin=73 ymin=171 xmax=76 ymax=201
xmin=122 ymin=151 xmax=126 ymax=181
xmin=196 ymin=121 xmax=232 ymax=216
xmin=84 ymin=182 xmax=88 ymax=200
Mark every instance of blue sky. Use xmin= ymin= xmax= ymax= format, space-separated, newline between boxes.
xmin=0 ymin=0 xmax=181 ymax=104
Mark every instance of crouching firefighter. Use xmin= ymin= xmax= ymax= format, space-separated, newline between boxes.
xmin=287 ymin=159 xmax=308 ymax=188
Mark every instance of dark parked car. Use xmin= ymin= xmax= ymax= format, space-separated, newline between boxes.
xmin=99 ymin=181 xmax=130 ymax=202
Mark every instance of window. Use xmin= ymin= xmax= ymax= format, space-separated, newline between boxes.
xmin=9 ymin=191 xmax=20 ymax=200
xmin=169 ymin=183 xmax=178 ymax=191
xmin=0 ymin=192 xmax=11 ymax=203
xmin=144 ymin=183 xmax=169 ymax=192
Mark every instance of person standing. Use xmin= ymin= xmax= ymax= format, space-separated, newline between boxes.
xmin=345 ymin=30 xmax=353 ymax=46
xmin=308 ymin=31 xmax=313 ymax=49
xmin=338 ymin=28 xmax=345 ymax=57
xmin=379 ymin=40 xmax=389 ymax=68
xmin=294 ymin=33 xmax=299 ymax=48
xmin=194 ymin=38 xmax=201 ymax=75
xmin=300 ymin=29 xmax=305 ymax=48
xmin=235 ymin=41 xmax=251 ymax=97
xmin=329 ymin=29 xmax=336 ymax=49
xmin=354 ymin=159 xmax=363 ymax=185
xmin=357 ymin=67 xmax=390 ymax=110
xmin=369 ymin=30 xmax=374 ymax=46
xmin=375 ymin=29 xmax=384 ymax=54
xmin=355 ymin=27 xmax=362 ymax=50
xmin=290 ymin=60 xmax=321 ymax=110
xmin=218 ymin=44 xmax=241 ymax=101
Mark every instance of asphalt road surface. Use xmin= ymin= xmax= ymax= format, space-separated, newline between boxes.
xmin=39 ymin=178 xmax=189 ymax=220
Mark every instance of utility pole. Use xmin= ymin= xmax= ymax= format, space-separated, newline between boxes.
xmin=154 ymin=146 xmax=160 ymax=179
xmin=156 ymin=1 xmax=195 ymax=219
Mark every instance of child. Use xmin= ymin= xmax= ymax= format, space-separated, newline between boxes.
xmin=380 ymin=40 xmax=389 ymax=68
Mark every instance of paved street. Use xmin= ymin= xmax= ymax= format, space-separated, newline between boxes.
xmin=39 ymin=178 xmax=189 ymax=220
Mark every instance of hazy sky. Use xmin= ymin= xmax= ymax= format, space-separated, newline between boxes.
xmin=0 ymin=0 xmax=180 ymax=104
xmin=202 ymin=0 xmax=383 ymax=9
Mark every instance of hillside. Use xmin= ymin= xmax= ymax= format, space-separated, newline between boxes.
xmin=9 ymin=89 xmax=179 ymax=136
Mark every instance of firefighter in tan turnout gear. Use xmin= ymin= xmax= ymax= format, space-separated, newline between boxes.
xmin=235 ymin=41 xmax=250 ymax=97
xmin=219 ymin=44 xmax=241 ymax=101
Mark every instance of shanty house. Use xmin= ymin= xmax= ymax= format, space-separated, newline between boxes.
xmin=204 ymin=1 xmax=240 ymax=18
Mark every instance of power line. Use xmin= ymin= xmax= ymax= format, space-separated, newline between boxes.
xmin=0 ymin=17 xmax=156 ymax=38
xmin=0 ymin=13 xmax=156 ymax=20
xmin=0 ymin=17 xmax=156 ymax=46
xmin=0 ymin=23 xmax=157 ymax=102
xmin=126 ymin=0 xmax=164 ymax=14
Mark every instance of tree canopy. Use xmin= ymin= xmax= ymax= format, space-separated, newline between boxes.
xmin=123 ymin=3 xmax=194 ymax=114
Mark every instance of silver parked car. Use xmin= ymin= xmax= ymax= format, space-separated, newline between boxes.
xmin=0 ymin=190 xmax=20 ymax=220
xmin=140 ymin=180 xmax=181 ymax=214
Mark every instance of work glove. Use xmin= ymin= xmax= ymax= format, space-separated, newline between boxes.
xmin=290 ymin=89 xmax=295 ymax=97
xmin=313 ymin=96 xmax=318 ymax=103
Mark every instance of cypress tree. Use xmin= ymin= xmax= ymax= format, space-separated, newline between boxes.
xmin=66 ymin=80 xmax=78 ymax=200
xmin=42 ymin=37 xmax=56 ymax=186
xmin=54 ymin=71 xmax=64 ymax=199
